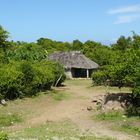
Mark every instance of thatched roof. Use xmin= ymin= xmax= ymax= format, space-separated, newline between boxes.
xmin=49 ymin=51 xmax=99 ymax=69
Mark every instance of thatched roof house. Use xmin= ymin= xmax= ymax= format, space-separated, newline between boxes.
xmin=49 ymin=51 xmax=99 ymax=78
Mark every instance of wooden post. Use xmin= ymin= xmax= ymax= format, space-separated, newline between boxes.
xmin=87 ymin=69 xmax=89 ymax=78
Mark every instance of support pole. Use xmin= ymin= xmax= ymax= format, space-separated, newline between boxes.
xmin=87 ymin=69 xmax=89 ymax=78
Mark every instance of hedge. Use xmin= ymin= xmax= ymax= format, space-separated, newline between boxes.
xmin=0 ymin=61 xmax=66 ymax=100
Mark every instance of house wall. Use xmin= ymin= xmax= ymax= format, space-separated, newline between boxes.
xmin=65 ymin=71 xmax=72 ymax=79
xmin=64 ymin=68 xmax=72 ymax=79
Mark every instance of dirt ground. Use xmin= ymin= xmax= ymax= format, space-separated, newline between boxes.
xmin=2 ymin=80 xmax=138 ymax=140
xmin=49 ymin=80 xmax=137 ymax=140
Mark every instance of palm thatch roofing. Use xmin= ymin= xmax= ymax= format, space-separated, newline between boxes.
xmin=49 ymin=51 xmax=99 ymax=69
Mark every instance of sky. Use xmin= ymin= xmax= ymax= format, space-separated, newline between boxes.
xmin=0 ymin=0 xmax=140 ymax=45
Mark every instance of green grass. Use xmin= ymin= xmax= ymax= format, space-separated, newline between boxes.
xmin=90 ymin=86 xmax=131 ymax=94
xmin=116 ymin=123 xmax=140 ymax=136
xmin=93 ymin=111 xmax=140 ymax=137
xmin=10 ymin=120 xmax=114 ymax=140
xmin=79 ymin=136 xmax=114 ymax=140
xmin=0 ymin=113 xmax=22 ymax=128
xmin=65 ymin=79 xmax=131 ymax=95
xmin=49 ymin=90 xmax=71 ymax=101
xmin=65 ymin=79 xmax=92 ymax=86
xmin=94 ymin=111 xmax=124 ymax=121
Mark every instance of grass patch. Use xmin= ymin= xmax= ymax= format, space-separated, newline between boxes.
xmin=79 ymin=135 xmax=114 ymax=140
xmin=0 ymin=132 xmax=8 ymax=140
xmin=0 ymin=113 xmax=22 ymax=127
xmin=65 ymin=79 xmax=92 ymax=86
xmin=112 ymin=121 xmax=140 ymax=138
xmin=116 ymin=123 xmax=140 ymax=136
xmin=10 ymin=120 xmax=114 ymax=140
xmin=49 ymin=90 xmax=71 ymax=101
xmin=90 ymin=86 xmax=131 ymax=94
xmin=94 ymin=111 xmax=124 ymax=121
xmin=94 ymin=111 xmax=140 ymax=138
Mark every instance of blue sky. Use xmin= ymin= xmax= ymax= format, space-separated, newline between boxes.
xmin=0 ymin=0 xmax=140 ymax=45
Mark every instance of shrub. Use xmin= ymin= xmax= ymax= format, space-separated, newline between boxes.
xmin=0 ymin=63 xmax=24 ymax=99
xmin=0 ymin=61 xmax=66 ymax=100
xmin=19 ymin=62 xmax=37 ymax=97
xmin=32 ymin=62 xmax=54 ymax=91
xmin=0 ymin=133 xmax=8 ymax=140
xmin=125 ymin=105 xmax=140 ymax=117
xmin=47 ymin=61 xmax=66 ymax=86
xmin=92 ymin=71 xmax=108 ymax=85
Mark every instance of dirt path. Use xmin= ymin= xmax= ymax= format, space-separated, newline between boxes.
xmin=26 ymin=80 xmax=137 ymax=140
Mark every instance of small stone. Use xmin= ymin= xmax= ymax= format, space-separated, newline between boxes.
xmin=92 ymin=100 xmax=98 ymax=103
xmin=1 ymin=99 xmax=7 ymax=105
xmin=87 ymin=106 xmax=93 ymax=111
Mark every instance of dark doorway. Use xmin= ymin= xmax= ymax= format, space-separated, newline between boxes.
xmin=71 ymin=68 xmax=87 ymax=78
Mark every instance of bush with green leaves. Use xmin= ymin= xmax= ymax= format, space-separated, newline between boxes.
xmin=92 ymin=71 xmax=108 ymax=86
xmin=7 ymin=43 xmax=48 ymax=61
xmin=47 ymin=61 xmax=66 ymax=86
xmin=0 ymin=133 xmax=8 ymax=140
xmin=0 ymin=61 xmax=65 ymax=100
xmin=0 ymin=63 xmax=24 ymax=99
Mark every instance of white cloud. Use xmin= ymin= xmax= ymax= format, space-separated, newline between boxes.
xmin=114 ymin=15 xmax=140 ymax=24
xmin=108 ymin=4 xmax=140 ymax=14
xmin=108 ymin=4 xmax=140 ymax=24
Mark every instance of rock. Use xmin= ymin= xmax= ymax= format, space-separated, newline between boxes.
xmin=87 ymin=106 xmax=93 ymax=111
xmin=104 ymin=101 xmax=123 ymax=111
xmin=1 ymin=99 xmax=7 ymax=106
xmin=92 ymin=100 xmax=98 ymax=103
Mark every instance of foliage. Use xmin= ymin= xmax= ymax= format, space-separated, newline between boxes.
xmin=37 ymin=38 xmax=71 ymax=53
xmin=82 ymin=41 xmax=111 ymax=66
xmin=0 ymin=61 xmax=65 ymax=100
xmin=92 ymin=71 xmax=108 ymax=85
xmin=6 ymin=43 xmax=48 ymax=61
xmin=72 ymin=39 xmax=83 ymax=50
xmin=125 ymin=105 xmax=140 ymax=117
xmin=47 ymin=61 xmax=66 ymax=86
xmin=0 ymin=132 xmax=8 ymax=140
xmin=0 ymin=63 xmax=24 ymax=99
xmin=91 ymin=34 xmax=140 ymax=100
xmin=0 ymin=25 xmax=10 ymax=52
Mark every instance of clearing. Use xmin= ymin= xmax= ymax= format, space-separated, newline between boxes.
xmin=0 ymin=80 xmax=139 ymax=140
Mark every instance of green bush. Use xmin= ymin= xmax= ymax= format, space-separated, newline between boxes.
xmin=0 ymin=63 xmax=24 ymax=99
xmin=125 ymin=105 xmax=140 ymax=117
xmin=0 ymin=61 xmax=65 ymax=100
xmin=92 ymin=71 xmax=108 ymax=85
xmin=19 ymin=62 xmax=37 ymax=97
xmin=32 ymin=62 xmax=54 ymax=91
xmin=47 ymin=61 xmax=66 ymax=86
xmin=0 ymin=133 xmax=8 ymax=140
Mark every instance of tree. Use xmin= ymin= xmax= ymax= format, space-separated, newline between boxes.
xmin=111 ymin=36 xmax=132 ymax=51
xmin=0 ymin=25 xmax=10 ymax=52
xmin=72 ymin=40 xmax=83 ymax=50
